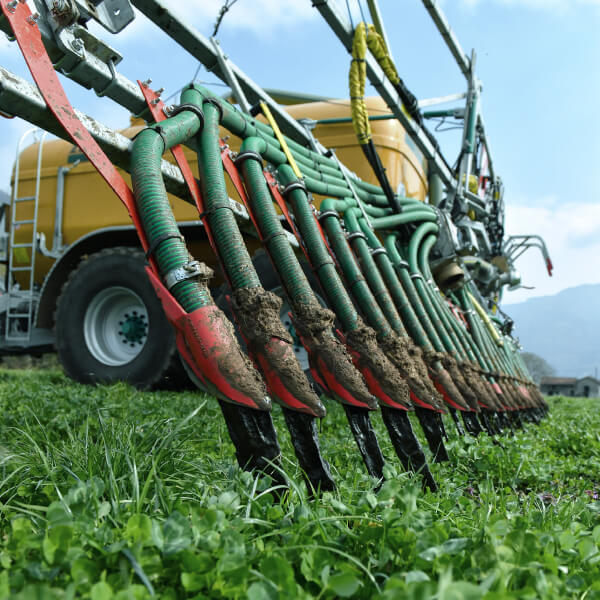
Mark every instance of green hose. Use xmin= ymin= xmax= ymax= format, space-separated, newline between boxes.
xmin=184 ymin=88 xmax=261 ymax=290
xmin=343 ymin=208 xmax=406 ymax=335
xmin=237 ymin=137 xmax=317 ymax=307
xmin=357 ymin=218 xmax=433 ymax=350
xmin=277 ymin=166 xmax=361 ymax=332
xmin=320 ymin=198 xmax=394 ymax=339
xmin=131 ymin=110 xmax=211 ymax=312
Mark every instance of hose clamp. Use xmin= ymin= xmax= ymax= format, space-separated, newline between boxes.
xmin=234 ymin=150 xmax=263 ymax=167
xmin=136 ymin=125 xmax=168 ymax=154
xmin=312 ymin=257 xmax=335 ymax=271
xmin=198 ymin=202 xmax=235 ymax=221
xmin=170 ymin=103 xmax=205 ymax=131
xmin=164 ymin=261 xmax=213 ymax=290
xmin=145 ymin=232 xmax=185 ymax=259
xmin=282 ymin=181 xmax=306 ymax=197
xmin=346 ymin=231 xmax=367 ymax=243
xmin=371 ymin=247 xmax=387 ymax=257
xmin=410 ymin=273 xmax=423 ymax=280
xmin=317 ymin=210 xmax=339 ymax=222
xmin=203 ymin=97 xmax=224 ymax=123
xmin=395 ymin=259 xmax=410 ymax=270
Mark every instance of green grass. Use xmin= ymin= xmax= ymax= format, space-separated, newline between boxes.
xmin=1 ymin=369 xmax=600 ymax=599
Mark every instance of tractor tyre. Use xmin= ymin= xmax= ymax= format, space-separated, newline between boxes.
xmin=55 ymin=247 xmax=186 ymax=389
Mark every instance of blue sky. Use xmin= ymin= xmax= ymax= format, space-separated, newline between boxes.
xmin=0 ymin=0 xmax=598 ymax=303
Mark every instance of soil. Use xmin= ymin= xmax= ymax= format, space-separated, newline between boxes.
xmin=422 ymin=350 xmax=470 ymax=411
xmin=440 ymin=355 xmax=480 ymax=411
xmin=232 ymin=288 xmax=325 ymax=417
xmin=291 ymin=303 xmax=378 ymax=410
xmin=463 ymin=361 xmax=502 ymax=410
xmin=345 ymin=323 xmax=411 ymax=409
xmin=187 ymin=305 xmax=270 ymax=410
xmin=379 ymin=335 xmax=444 ymax=411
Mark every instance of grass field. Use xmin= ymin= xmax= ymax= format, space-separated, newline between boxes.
xmin=1 ymin=369 xmax=599 ymax=599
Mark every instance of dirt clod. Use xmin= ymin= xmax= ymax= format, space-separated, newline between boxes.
xmin=378 ymin=335 xmax=444 ymax=411
xmin=232 ymin=288 xmax=325 ymax=417
xmin=292 ymin=304 xmax=378 ymax=410
xmin=345 ymin=323 xmax=411 ymax=410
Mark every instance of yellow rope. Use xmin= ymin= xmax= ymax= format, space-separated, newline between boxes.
xmin=467 ymin=291 xmax=504 ymax=347
xmin=259 ymin=101 xmax=303 ymax=180
xmin=349 ymin=23 xmax=403 ymax=147
xmin=366 ymin=24 xmax=399 ymax=86
xmin=350 ymin=22 xmax=371 ymax=146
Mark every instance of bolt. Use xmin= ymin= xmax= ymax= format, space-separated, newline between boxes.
xmin=70 ymin=38 xmax=84 ymax=51
xmin=156 ymin=87 xmax=164 ymax=96
xmin=6 ymin=1 xmax=17 ymax=13
xmin=142 ymin=79 xmax=152 ymax=88
xmin=151 ymin=99 xmax=159 ymax=105
xmin=26 ymin=12 xmax=39 ymax=24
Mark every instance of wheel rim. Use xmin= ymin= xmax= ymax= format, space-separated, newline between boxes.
xmin=83 ymin=286 xmax=149 ymax=366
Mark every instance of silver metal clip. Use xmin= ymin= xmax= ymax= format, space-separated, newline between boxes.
xmin=164 ymin=261 xmax=212 ymax=290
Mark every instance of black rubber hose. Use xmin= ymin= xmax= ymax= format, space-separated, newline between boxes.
xmin=449 ymin=407 xmax=465 ymax=436
xmin=281 ymin=408 xmax=336 ymax=495
xmin=343 ymin=405 xmax=386 ymax=481
xmin=414 ymin=407 xmax=450 ymax=463
xmin=462 ymin=411 xmax=483 ymax=437
xmin=218 ymin=400 xmax=286 ymax=491
xmin=380 ymin=407 xmax=438 ymax=492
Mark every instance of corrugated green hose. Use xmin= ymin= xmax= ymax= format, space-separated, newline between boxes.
xmin=237 ymin=137 xmax=317 ymax=307
xmin=131 ymin=110 xmax=211 ymax=312
xmin=343 ymin=208 xmax=405 ymax=335
xmin=277 ymin=167 xmax=362 ymax=332
xmin=320 ymin=198 xmax=394 ymax=339
xmin=184 ymin=89 xmax=261 ymax=291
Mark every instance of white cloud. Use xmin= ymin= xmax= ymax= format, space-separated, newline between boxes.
xmin=161 ymin=0 xmax=318 ymax=37
xmin=503 ymin=197 xmax=600 ymax=304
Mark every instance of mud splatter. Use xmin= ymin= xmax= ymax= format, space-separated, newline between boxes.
xmin=379 ymin=335 xmax=444 ymax=410
xmin=232 ymin=288 xmax=325 ymax=417
xmin=187 ymin=304 xmax=269 ymax=409
xmin=291 ymin=303 xmax=378 ymax=410
xmin=423 ymin=350 xmax=470 ymax=411
xmin=345 ymin=323 xmax=411 ymax=409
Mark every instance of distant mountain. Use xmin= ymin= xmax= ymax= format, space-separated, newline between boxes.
xmin=504 ymin=284 xmax=600 ymax=378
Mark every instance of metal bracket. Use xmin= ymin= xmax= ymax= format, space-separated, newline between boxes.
xmin=73 ymin=0 xmax=134 ymax=33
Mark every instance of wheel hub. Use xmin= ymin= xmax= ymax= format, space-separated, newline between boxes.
xmin=119 ymin=312 xmax=147 ymax=344
xmin=83 ymin=286 xmax=149 ymax=366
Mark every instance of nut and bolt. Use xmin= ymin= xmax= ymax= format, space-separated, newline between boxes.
xmin=70 ymin=37 xmax=84 ymax=51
